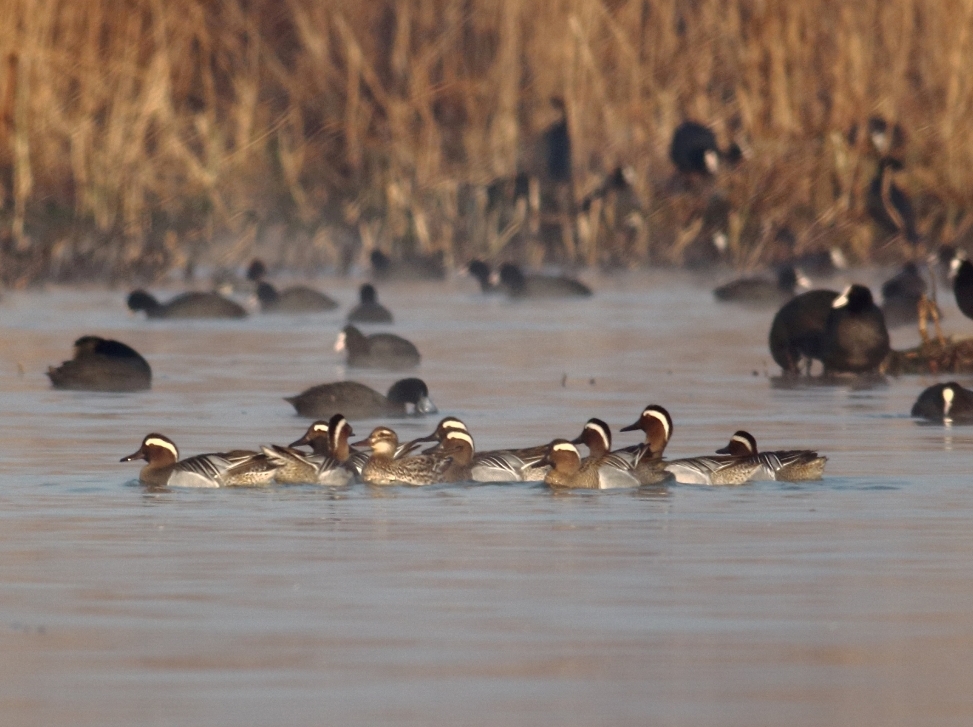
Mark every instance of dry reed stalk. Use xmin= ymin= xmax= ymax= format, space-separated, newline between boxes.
xmin=0 ymin=0 xmax=972 ymax=282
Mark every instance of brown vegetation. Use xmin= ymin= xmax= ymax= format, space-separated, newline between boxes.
xmin=1 ymin=0 xmax=972 ymax=284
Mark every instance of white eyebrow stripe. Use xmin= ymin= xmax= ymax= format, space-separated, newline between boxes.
xmin=446 ymin=431 xmax=474 ymax=447
xmin=552 ymin=442 xmax=578 ymax=454
xmin=584 ymin=421 xmax=610 ymax=449
xmin=731 ymin=434 xmax=753 ymax=451
xmin=312 ymin=423 xmax=329 ymax=433
xmin=442 ymin=418 xmax=468 ymax=431
xmin=645 ymin=410 xmax=671 ymax=440
xmin=333 ymin=419 xmax=347 ymax=439
xmin=145 ymin=437 xmax=179 ymax=459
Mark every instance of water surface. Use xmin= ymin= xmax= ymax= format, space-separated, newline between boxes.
xmin=1 ymin=271 xmax=971 ymax=726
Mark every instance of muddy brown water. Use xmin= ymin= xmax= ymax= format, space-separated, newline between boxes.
xmin=1 ymin=270 xmax=971 ymax=726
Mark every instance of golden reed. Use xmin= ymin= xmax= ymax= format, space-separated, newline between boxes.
xmin=0 ymin=0 xmax=968 ymax=283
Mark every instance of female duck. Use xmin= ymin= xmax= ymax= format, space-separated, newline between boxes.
xmin=335 ymin=325 xmax=420 ymax=369
xmin=352 ymin=427 xmax=452 ymax=486
xmin=120 ymin=434 xmax=279 ymax=487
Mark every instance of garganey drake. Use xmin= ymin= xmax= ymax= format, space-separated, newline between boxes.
xmin=352 ymin=427 xmax=452 ymax=486
xmin=571 ymin=417 xmax=671 ymax=487
xmin=335 ymin=325 xmax=420 ymax=369
xmin=285 ymin=378 xmax=436 ymax=420
xmin=541 ymin=440 xmax=638 ymax=490
xmin=617 ymin=405 xmax=677 ymax=485
xmin=407 ymin=416 xmax=546 ymax=482
xmin=911 ymin=382 xmax=973 ymax=423
xmin=47 ymin=336 xmax=151 ymax=391
xmin=127 ymin=290 xmax=247 ymax=319
xmin=120 ymin=434 xmax=279 ymax=488
xmin=261 ymin=413 xmax=355 ymax=485
xmin=715 ymin=430 xmax=826 ymax=481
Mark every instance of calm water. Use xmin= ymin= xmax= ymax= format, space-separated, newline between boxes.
xmin=1 ymin=270 xmax=972 ymax=726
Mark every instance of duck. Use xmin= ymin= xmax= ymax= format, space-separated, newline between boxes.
xmin=407 ymin=416 xmax=547 ymax=482
xmin=663 ymin=451 xmax=762 ymax=486
xmin=714 ymin=430 xmax=827 ymax=481
xmin=126 ymin=289 xmax=247 ymax=319
xmin=335 ymin=325 xmax=420 ymax=369
xmin=347 ymin=284 xmax=394 ymax=324
xmin=284 ymin=378 xmax=437 ymax=419
xmin=431 ymin=430 xmax=475 ymax=483
xmin=541 ymin=440 xmax=638 ymax=490
xmin=911 ymin=382 xmax=973 ymax=422
xmin=261 ymin=413 xmax=355 ymax=485
xmin=120 ymin=434 xmax=279 ymax=488
xmin=768 ymin=289 xmax=840 ymax=374
xmin=820 ymin=284 xmax=890 ymax=374
xmin=352 ymin=427 xmax=453 ymax=485
xmin=866 ymin=157 xmax=919 ymax=247
xmin=713 ymin=266 xmax=808 ymax=306
xmin=881 ymin=262 xmax=930 ymax=327
xmin=47 ymin=335 xmax=151 ymax=391
xmin=254 ymin=281 xmax=338 ymax=314
xmin=370 ymin=249 xmax=445 ymax=282
xmin=617 ymin=405 xmax=678 ymax=486
xmin=571 ymin=417 xmax=672 ymax=487
xmin=950 ymin=251 xmax=973 ymax=320
xmin=495 ymin=263 xmax=592 ymax=298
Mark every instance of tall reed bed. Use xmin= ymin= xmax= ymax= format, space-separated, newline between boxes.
xmin=0 ymin=0 xmax=971 ymax=283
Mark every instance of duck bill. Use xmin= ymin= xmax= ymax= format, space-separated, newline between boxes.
xmin=120 ymin=447 xmax=145 ymax=463
xmin=420 ymin=443 xmax=441 ymax=455
xmin=288 ymin=435 xmax=311 ymax=448
xmin=715 ymin=445 xmax=732 ymax=454
xmin=350 ymin=438 xmax=373 ymax=449
xmin=416 ymin=396 xmax=438 ymax=415
xmin=619 ymin=421 xmax=641 ymax=432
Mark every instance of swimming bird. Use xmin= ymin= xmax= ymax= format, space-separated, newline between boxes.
xmin=911 ymin=382 xmax=973 ymax=422
xmin=572 ymin=417 xmax=673 ymax=486
xmin=370 ymin=249 xmax=445 ymax=281
xmin=120 ymin=434 xmax=279 ymax=487
xmin=669 ymin=121 xmax=720 ymax=175
xmin=768 ymin=289 xmax=840 ymax=374
xmin=127 ymin=289 xmax=247 ymax=319
xmin=663 ymin=451 xmax=763 ymax=486
xmin=261 ymin=414 xmax=355 ymax=485
xmin=495 ymin=263 xmax=592 ymax=298
xmin=617 ymin=405 xmax=678 ymax=485
xmin=47 ymin=336 xmax=151 ymax=391
xmin=335 ymin=325 xmax=420 ymax=369
xmin=950 ymin=251 xmax=973 ymax=320
xmin=347 ymin=284 xmax=394 ymax=324
xmin=352 ymin=427 xmax=453 ymax=486
xmin=285 ymin=378 xmax=437 ymax=420
xmin=406 ymin=416 xmax=548 ymax=482
xmin=820 ymin=284 xmax=890 ymax=374
xmin=714 ymin=430 xmax=826 ymax=481
xmin=541 ymin=439 xmax=638 ymax=490
xmin=255 ymin=281 xmax=338 ymax=314
xmin=713 ymin=266 xmax=809 ymax=306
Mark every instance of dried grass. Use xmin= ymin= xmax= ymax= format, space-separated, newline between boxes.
xmin=0 ymin=0 xmax=971 ymax=283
